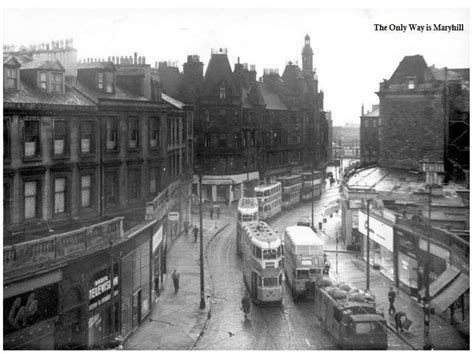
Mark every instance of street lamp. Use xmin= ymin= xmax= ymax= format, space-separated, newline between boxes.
xmin=198 ymin=173 xmax=206 ymax=309
xmin=365 ymin=199 xmax=371 ymax=291
xmin=422 ymin=183 xmax=433 ymax=350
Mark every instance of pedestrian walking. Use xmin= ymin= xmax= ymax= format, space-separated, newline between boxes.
xmin=172 ymin=269 xmax=180 ymax=293
xmin=209 ymin=207 xmax=214 ymax=219
xmin=388 ymin=287 xmax=396 ymax=315
xmin=241 ymin=293 xmax=251 ymax=320
xmin=216 ymin=207 xmax=221 ymax=220
xmin=193 ymin=226 xmax=199 ymax=242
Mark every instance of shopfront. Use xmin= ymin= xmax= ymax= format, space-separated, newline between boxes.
xmin=358 ymin=210 xmax=395 ymax=281
xmin=395 ymin=228 xmax=419 ymax=296
xmin=152 ymin=224 xmax=164 ymax=300
xmin=4 ymin=271 xmax=61 ymax=350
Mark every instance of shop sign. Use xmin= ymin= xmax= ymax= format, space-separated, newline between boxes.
xmin=358 ymin=210 xmax=394 ymax=252
xmin=168 ymin=212 xmax=179 ymax=221
xmin=349 ymin=199 xmax=363 ymax=209
xmin=4 ymin=283 xmax=58 ymax=335
xmin=352 ymin=212 xmax=359 ymax=228
xmin=153 ymin=226 xmax=163 ymax=252
xmin=89 ymin=268 xmax=119 ymax=311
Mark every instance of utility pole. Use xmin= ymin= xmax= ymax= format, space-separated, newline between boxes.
xmin=311 ymin=169 xmax=314 ymax=229
xmin=366 ymin=199 xmax=371 ymax=291
xmin=423 ymin=184 xmax=433 ymax=349
xmin=336 ymin=232 xmax=339 ymax=282
xmin=199 ymin=174 xmax=206 ymax=309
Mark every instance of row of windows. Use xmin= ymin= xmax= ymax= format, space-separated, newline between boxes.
xmin=363 ymin=118 xmax=380 ymax=128
xmin=4 ymin=167 xmax=163 ymax=223
xmin=4 ymin=117 xmax=164 ymax=160
xmin=203 ymin=131 xmax=256 ymax=149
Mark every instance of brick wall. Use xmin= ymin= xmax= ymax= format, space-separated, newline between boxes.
xmin=379 ymin=91 xmax=445 ymax=170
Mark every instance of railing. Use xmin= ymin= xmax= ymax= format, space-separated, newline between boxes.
xmin=4 ymin=217 xmax=124 ymax=272
xmin=145 ymin=178 xmax=190 ymax=221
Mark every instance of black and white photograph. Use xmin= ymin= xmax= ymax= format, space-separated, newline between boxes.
xmin=2 ymin=2 xmax=470 ymax=350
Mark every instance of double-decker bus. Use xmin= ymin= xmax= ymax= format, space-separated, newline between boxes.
xmin=236 ymin=197 xmax=259 ymax=256
xmin=300 ymin=171 xmax=324 ymax=201
xmin=254 ymin=182 xmax=282 ymax=220
xmin=240 ymin=221 xmax=283 ymax=304
xmin=314 ymin=280 xmax=388 ymax=349
xmin=277 ymin=175 xmax=303 ymax=210
xmin=283 ymin=226 xmax=324 ymax=298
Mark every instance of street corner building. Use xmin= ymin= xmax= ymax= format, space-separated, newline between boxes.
xmin=339 ymin=53 xmax=469 ymax=331
xmin=3 ymin=40 xmax=194 ymax=349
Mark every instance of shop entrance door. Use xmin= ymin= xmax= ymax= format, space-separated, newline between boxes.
xmin=132 ymin=290 xmax=142 ymax=331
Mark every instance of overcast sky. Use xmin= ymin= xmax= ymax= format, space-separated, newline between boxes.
xmin=3 ymin=5 xmax=470 ymax=126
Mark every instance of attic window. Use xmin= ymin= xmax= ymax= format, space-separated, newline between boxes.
xmin=98 ymin=72 xmax=104 ymax=89
xmin=407 ymin=78 xmax=415 ymax=89
xmin=39 ymin=72 xmax=47 ymax=90
xmin=51 ymin=72 xmax=63 ymax=93
xmin=219 ymin=85 xmax=226 ymax=99
xmin=5 ymin=68 xmax=18 ymax=89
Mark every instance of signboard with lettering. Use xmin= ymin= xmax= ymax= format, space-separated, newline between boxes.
xmin=152 ymin=226 xmax=163 ymax=253
xmin=89 ymin=267 xmax=119 ymax=311
xmin=358 ymin=210 xmax=394 ymax=252
xmin=4 ymin=284 xmax=58 ymax=335
xmin=349 ymin=199 xmax=363 ymax=209
xmin=168 ymin=212 xmax=179 ymax=221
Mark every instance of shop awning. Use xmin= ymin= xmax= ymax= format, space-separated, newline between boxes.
xmin=431 ymin=273 xmax=469 ymax=313
xmin=420 ymin=266 xmax=460 ymax=298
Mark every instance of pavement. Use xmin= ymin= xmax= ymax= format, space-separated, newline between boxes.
xmin=322 ymin=212 xmax=470 ymax=350
xmin=124 ymin=203 xmax=235 ymax=350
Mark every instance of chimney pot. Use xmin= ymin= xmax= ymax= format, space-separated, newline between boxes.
xmin=134 ymin=52 xmax=138 ymax=65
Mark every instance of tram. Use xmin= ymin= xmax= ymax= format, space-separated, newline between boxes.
xmin=300 ymin=171 xmax=324 ymax=201
xmin=283 ymin=226 xmax=324 ymax=298
xmin=314 ymin=279 xmax=388 ymax=349
xmin=240 ymin=221 xmax=283 ymax=304
xmin=277 ymin=175 xmax=303 ymax=210
xmin=236 ymin=197 xmax=259 ymax=256
xmin=254 ymin=182 xmax=282 ymax=220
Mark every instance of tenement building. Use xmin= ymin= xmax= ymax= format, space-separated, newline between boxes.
xmin=3 ymin=40 xmax=193 ymax=349
xmin=156 ymin=35 xmax=329 ymax=202
xmin=359 ymin=104 xmax=379 ymax=166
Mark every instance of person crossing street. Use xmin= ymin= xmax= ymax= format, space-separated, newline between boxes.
xmin=388 ymin=287 xmax=396 ymax=315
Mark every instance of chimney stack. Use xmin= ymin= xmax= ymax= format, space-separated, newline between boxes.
xmin=134 ymin=52 xmax=137 ymax=65
xmin=361 ymin=104 xmax=364 ymax=116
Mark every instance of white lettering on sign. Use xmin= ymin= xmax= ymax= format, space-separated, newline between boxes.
xmin=89 ymin=279 xmax=111 ymax=300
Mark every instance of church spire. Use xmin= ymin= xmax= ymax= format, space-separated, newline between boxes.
xmin=302 ymin=34 xmax=314 ymax=77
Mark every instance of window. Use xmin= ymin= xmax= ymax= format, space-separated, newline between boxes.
xmin=81 ymin=175 xmax=92 ymax=208
xmin=81 ymin=120 xmax=93 ymax=154
xmin=51 ymin=72 xmax=63 ymax=93
xmin=263 ymin=277 xmax=278 ymax=287
xmin=219 ymin=85 xmax=226 ymax=99
xmin=24 ymin=120 xmax=40 ymax=157
xmin=219 ymin=133 xmax=227 ymax=148
xmin=372 ymin=119 xmax=377 ymax=128
xmin=105 ymin=72 xmax=114 ymax=93
xmin=4 ymin=119 xmax=10 ymax=160
xmin=106 ymin=118 xmax=117 ymax=150
xmin=4 ymin=181 xmax=11 ymax=225
xmin=364 ymin=119 xmax=369 ymax=128
xmin=150 ymin=118 xmax=160 ymax=148
xmin=98 ymin=72 xmax=104 ymax=89
xmin=53 ymin=120 xmax=67 ymax=156
xmin=39 ymin=72 xmax=47 ymax=90
xmin=105 ymin=171 xmax=118 ymax=205
xmin=54 ymin=177 xmax=67 ymax=214
xmin=128 ymin=169 xmax=140 ymax=201
xmin=149 ymin=167 xmax=159 ymax=194
xmin=408 ymin=78 xmax=415 ymax=89
xmin=5 ymin=68 xmax=17 ymax=89
xmin=128 ymin=118 xmax=139 ymax=148
xmin=24 ymin=180 xmax=40 ymax=219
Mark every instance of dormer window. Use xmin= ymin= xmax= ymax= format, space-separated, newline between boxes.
xmin=39 ymin=72 xmax=48 ymax=90
xmin=407 ymin=77 xmax=415 ymax=89
xmin=105 ymin=72 xmax=114 ymax=93
xmin=5 ymin=68 xmax=18 ymax=89
xmin=51 ymin=72 xmax=63 ymax=93
xmin=219 ymin=85 xmax=226 ymax=100
xmin=98 ymin=72 xmax=104 ymax=89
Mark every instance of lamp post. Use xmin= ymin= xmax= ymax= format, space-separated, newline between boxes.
xmin=311 ymin=169 xmax=315 ymax=229
xmin=423 ymin=184 xmax=433 ymax=350
xmin=366 ymin=199 xmax=371 ymax=291
xmin=198 ymin=173 xmax=206 ymax=309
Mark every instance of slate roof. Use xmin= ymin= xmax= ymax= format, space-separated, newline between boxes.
xmin=74 ymin=79 xmax=148 ymax=103
xmin=116 ymin=67 xmax=146 ymax=77
xmin=78 ymin=61 xmax=116 ymax=71
xmin=202 ymin=53 xmax=238 ymax=97
xmin=21 ymin=59 xmax=65 ymax=72
xmin=388 ymin=55 xmax=428 ymax=84
xmin=3 ymin=55 xmax=21 ymax=67
xmin=4 ymin=81 xmax=95 ymax=107
xmin=256 ymin=82 xmax=288 ymax=110
xmin=282 ymin=64 xmax=304 ymax=82
xmin=429 ymin=66 xmax=465 ymax=81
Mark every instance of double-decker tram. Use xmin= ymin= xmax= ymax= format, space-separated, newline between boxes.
xmin=300 ymin=170 xmax=324 ymax=201
xmin=277 ymin=175 xmax=303 ymax=210
xmin=254 ymin=182 xmax=282 ymax=221
xmin=314 ymin=279 xmax=388 ymax=349
xmin=240 ymin=221 xmax=283 ymax=304
xmin=283 ymin=226 xmax=324 ymax=299
xmin=236 ymin=197 xmax=259 ymax=256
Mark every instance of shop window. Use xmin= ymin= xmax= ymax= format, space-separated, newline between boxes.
xmin=54 ymin=177 xmax=67 ymax=214
xmin=128 ymin=118 xmax=139 ymax=149
xmin=80 ymin=120 xmax=94 ymax=154
xmin=53 ymin=120 xmax=68 ymax=156
xmin=81 ymin=175 xmax=92 ymax=208
xmin=149 ymin=117 xmax=160 ymax=148
xmin=24 ymin=179 xmax=41 ymax=220
xmin=24 ymin=120 xmax=40 ymax=158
